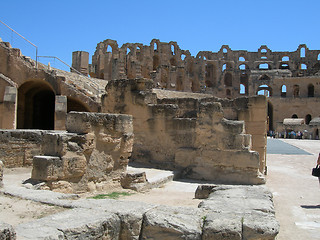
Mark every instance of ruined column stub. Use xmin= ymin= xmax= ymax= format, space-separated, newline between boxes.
xmin=54 ymin=95 xmax=67 ymax=130
xmin=71 ymin=51 xmax=89 ymax=76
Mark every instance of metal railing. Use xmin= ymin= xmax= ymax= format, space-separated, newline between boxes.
xmin=37 ymin=56 xmax=83 ymax=75
xmin=0 ymin=20 xmax=102 ymax=96
xmin=0 ymin=20 xmax=38 ymax=67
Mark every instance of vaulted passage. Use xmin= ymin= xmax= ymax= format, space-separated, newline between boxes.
xmin=17 ymin=81 xmax=55 ymax=130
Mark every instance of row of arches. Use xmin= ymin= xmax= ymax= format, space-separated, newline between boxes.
xmin=17 ymin=81 xmax=90 ymax=130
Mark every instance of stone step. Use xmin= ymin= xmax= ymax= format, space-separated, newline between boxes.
xmin=124 ymin=164 xmax=175 ymax=191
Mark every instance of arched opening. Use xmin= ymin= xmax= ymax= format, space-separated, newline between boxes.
xmin=239 ymin=56 xmax=245 ymax=61
xmin=257 ymin=85 xmax=272 ymax=97
xmin=181 ymin=54 xmax=186 ymax=61
xmin=240 ymin=84 xmax=246 ymax=94
xmin=261 ymin=49 xmax=267 ymax=53
xmin=153 ymin=42 xmax=158 ymax=52
xmin=222 ymin=64 xmax=226 ymax=71
xmin=281 ymin=85 xmax=287 ymax=97
xmin=308 ymin=84 xmax=314 ymax=97
xmin=17 ymin=80 xmax=55 ymax=130
xmin=106 ymin=45 xmax=112 ymax=53
xmin=279 ymin=63 xmax=290 ymax=69
xmin=171 ymin=45 xmax=175 ymax=55
xmin=268 ymin=102 xmax=274 ymax=131
xmin=300 ymin=47 xmax=305 ymax=58
xmin=67 ymin=97 xmax=90 ymax=113
xmin=292 ymin=114 xmax=298 ymax=118
xmin=282 ymin=56 xmax=289 ymax=61
xmin=224 ymin=73 xmax=233 ymax=87
xmin=205 ymin=63 xmax=216 ymax=88
xmin=223 ymin=48 xmax=228 ymax=53
xmin=293 ymin=85 xmax=300 ymax=97
xmin=300 ymin=63 xmax=307 ymax=70
xmin=153 ymin=55 xmax=160 ymax=70
xmin=240 ymin=73 xmax=249 ymax=95
xmin=318 ymin=54 xmax=320 ymax=61
xmin=239 ymin=64 xmax=246 ymax=70
xmin=305 ymin=114 xmax=312 ymax=125
xmin=258 ymin=63 xmax=270 ymax=70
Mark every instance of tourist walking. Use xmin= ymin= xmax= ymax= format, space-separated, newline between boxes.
xmin=317 ymin=153 xmax=320 ymax=185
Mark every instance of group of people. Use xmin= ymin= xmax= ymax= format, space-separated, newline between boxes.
xmin=268 ymin=130 xmax=312 ymax=139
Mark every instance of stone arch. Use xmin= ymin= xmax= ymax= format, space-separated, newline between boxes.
xmin=279 ymin=62 xmax=290 ymax=70
xmin=67 ymin=97 xmax=90 ymax=113
xmin=293 ymin=85 xmax=300 ymax=97
xmin=305 ymin=114 xmax=312 ymax=125
xmin=224 ymin=73 xmax=233 ymax=87
xmin=17 ymin=80 xmax=55 ymax=130
xmin=257 ymin=85 xmax=272 ymax=97
xmin=308 ymin=84 xmax=314 ymax=97
xmin=240 ymin=73 xmax=249 ymax=95
xmin=205 ymin=63 xmax=216 ymax=88
xmin=281 ymin=85 xmax=287 ymax=98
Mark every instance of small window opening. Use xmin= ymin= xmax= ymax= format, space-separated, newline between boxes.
xmin=239 ymin=57 xmax=245 ymax=61
xmin=222 ymin=64 xmax=226 ymax=71
xmin=281 ymin=85 xmax=287 ymax=98
xmin=106 ymin=45 xmax=112 ymax=53
xmin=223 ymin=48 xmax=228 ymax=53
xmin=308 ymin=84 xmax=314 ymax=97
xmin=282 ymin=56 xmax=289 ymax=61
xmin=239 ymin=64 xmax=246 ymax=70
xmin=300 ymin=47 xmax=306 ymax=58
xmin=240 ymin=84 xmax=245 ymax=94
xmin=300 ymin=63 xmax=307 ymax=70
xmin=171 ymin=45 xmax=175 ymax=55
xmin=293 ymin=85 xmax=300 ymax=97
xmin=181 ymin=54 xmax=186 ymax=61
xmin=259 ymin=63 xmax=269 ymax=70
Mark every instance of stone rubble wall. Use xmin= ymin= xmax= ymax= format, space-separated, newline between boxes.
xmin=103 ymin=79 xmax=265 ymax=184
xmin=0 ymin=112 xmax=134 ymax=193
xmin=11 ymin=185 xmax=278 ymax=239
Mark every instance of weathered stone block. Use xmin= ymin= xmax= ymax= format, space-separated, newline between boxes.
xmin=141 ymin=206 xmax=204 ymax=239
xmin=194 ymin=185 xmax=217 ymax=199
xmin=32 ymin=156 xmax=63 ymax=181
xmin=202 ymin=213 xmax=242 ymax=240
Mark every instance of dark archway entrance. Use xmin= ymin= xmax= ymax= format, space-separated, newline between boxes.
xmin=17 ymin=81 xmax=55 ymax=130
xmin=268 ymin=101 xmax=273 ymax=131
xmin=67 ymin=97 xmax=90 ymax=113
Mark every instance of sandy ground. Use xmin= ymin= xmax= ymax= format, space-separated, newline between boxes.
xmin=265 ymin=138 xmax=320 ymax=240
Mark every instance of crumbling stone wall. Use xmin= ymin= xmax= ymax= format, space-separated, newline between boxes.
xmin=102 ymin=78 xmax=265 ymax=184
xmin=0 ymin=112 xmax=133 ymax=193
xmin=84 ymin=39 xmax=320 ymax=133
xmin=0 ymin=40 xmax=103 ymax=130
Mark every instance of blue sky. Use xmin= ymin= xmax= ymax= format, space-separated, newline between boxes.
xmin=1 ymin=0 xmax=319 ymax=70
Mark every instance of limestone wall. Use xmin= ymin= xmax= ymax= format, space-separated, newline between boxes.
xmin=0 ymin=112 xmax=134 ymax=192
xmin=102 ymin=79 xmax=265 ymax=184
